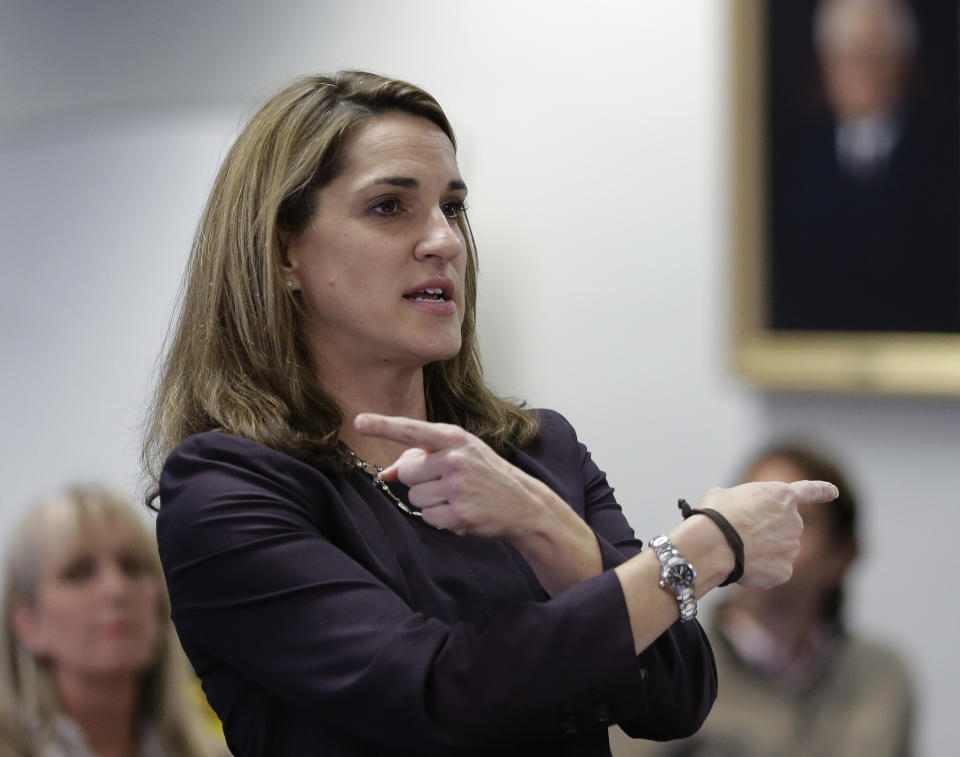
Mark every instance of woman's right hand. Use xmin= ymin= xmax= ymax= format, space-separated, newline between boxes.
xmin=696 ymin=480 xmax=839 ymax=588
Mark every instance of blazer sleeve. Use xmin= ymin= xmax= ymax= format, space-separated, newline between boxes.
xmin=528 ymin=409 xmax=646 ymax=568
xmin=525 ymin=410 xmax=717 ymax=740
xmin=158 ymin=430 xmax=714 ymax=752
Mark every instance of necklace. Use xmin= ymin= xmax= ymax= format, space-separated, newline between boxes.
xmin=345 ymin=449 xmax=426 ymax=520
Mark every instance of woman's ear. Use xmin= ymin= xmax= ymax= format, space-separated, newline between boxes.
xmin=10 ymin=600 xmax=45 ymax=655
xmin=278 ymin=229 xmax=301 ymax=292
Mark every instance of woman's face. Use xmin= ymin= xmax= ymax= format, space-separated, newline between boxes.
xmin=14 ymin=523 xmax=162 ymax=682
xmin=283 ymin=111 xmax=468 ymax=377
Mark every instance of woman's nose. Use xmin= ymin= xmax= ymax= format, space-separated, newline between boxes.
xmin=414 ymin=208 xmax=464 ymax=261
xmin=97 ymin=562 xmax=133 ymax=599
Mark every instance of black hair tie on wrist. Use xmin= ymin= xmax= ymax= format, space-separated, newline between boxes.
xmin=678 ymin=499 xmax=744 ymax=587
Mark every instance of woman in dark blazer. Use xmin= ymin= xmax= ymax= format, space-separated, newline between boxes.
xmin=142 ymin=71 xmax=837 ymax=756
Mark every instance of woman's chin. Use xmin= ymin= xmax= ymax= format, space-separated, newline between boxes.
xmin=413 ymin=335 xmax=463 ymax=365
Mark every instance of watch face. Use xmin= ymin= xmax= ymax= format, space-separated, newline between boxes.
xmin=667 ymin=563 xmax=695 ymax=589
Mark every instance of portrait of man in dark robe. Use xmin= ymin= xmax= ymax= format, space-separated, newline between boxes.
xmin=768 ymin=0 xmax=960 ymax=333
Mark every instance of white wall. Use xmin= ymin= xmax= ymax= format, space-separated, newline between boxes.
xmin=1 ymin=1 xmax=957 ymax=753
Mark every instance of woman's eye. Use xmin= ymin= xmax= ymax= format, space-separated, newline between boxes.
xmin=442 ymin=200 xmax=467 ymax=219
xmin=60 ymin=557 xmax=95 ymax=583
xmin=372 ymin=198 xmax=400 ymax=216
xmin=118 ymin=552 xmax=151 ymax=578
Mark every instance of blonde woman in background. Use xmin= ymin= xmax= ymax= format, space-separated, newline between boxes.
xmin=0 ymin=484 xmax=224 ymax=757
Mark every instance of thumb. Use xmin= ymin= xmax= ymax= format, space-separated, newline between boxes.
xmin=379 ymin=464 xmax=400 ymax=482
xmin=379 ymin=447 xmax=427 ymax=481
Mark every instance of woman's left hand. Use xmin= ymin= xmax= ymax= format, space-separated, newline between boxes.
xmin=354 ymin=413 xmax=602 ymax=593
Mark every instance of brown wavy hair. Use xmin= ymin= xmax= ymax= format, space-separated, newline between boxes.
xmin=142 ymin=71 xmax=537 ymax=506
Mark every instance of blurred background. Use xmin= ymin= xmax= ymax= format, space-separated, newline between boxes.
xmin=0 ymin=1 xmax=957 ymax=753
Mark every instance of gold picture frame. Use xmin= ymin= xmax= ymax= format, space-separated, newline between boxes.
xmin=731 ymin=0 xmax=960 ymax=396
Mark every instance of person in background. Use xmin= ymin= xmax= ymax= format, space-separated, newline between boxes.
xmin=611 ymin=442 xmax=913 ymax=757
xmin=0 ymin=484 xmax=225 ymax=757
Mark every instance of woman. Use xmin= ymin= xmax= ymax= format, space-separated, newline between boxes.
xmin=0 ymin=484 xmax=223 ymax=757
xmin=143 ymin=71 xmax=837 ymax=756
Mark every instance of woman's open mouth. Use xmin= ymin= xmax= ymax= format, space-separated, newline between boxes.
xmin=405 ymin=287 xmax=448 ymax=302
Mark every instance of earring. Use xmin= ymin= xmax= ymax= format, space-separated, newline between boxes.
xmin=286 ymin=281 xmax=294 ymax=288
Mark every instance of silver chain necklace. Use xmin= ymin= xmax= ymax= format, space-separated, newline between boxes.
xmin=345 ymin=449 xmax=426 ymax=520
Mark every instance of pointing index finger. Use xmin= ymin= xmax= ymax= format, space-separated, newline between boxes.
xmin=354 ymin=413 xmax=465 ymax=451
xmin=790 ymin=479 xmax=840 ymax=504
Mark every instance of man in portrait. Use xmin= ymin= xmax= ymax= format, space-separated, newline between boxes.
xmin=769 ymin=0 xmax=960 ymax=333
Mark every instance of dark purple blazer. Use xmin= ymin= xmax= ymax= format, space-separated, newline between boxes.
xmin=157 ymin=410 xmax=716 ymax=756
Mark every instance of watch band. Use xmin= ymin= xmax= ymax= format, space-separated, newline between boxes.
xmin=650 ymin=534 xmax=698 ymax=622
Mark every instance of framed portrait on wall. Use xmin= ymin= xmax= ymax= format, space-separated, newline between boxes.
xmin=732 ymin=0 xmax=960 ymax=395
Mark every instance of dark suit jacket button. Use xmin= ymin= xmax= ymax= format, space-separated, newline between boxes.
xmin=593 ymin=702 xmax=612 ymax=724
xmin=559 ymin=715 xmax=580 ymax=735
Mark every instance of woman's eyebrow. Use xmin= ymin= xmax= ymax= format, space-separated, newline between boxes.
xmin=361 ymin=176 xmax=467 ymax=192
xmin=364 ymin=175 xmax=418 ymax=190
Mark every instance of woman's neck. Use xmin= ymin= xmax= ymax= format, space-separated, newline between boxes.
xmin=56 ymin=670 xmax=141 ymax=757
xmin=320 ymin=361 xmax=429 ymax=468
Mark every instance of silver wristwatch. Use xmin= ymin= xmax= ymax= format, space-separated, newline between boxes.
xmin=650 ymin=534 xmax=698 ymax=622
